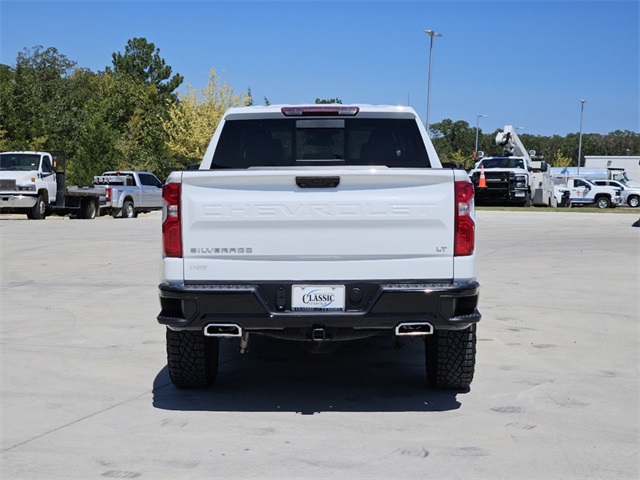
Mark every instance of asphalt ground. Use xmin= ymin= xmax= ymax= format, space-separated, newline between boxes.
xmin=1 ymin=210 xmax=638 ymax=479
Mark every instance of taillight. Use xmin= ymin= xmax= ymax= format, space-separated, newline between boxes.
xmin=105 ymin=187 xmax=111 ymax=201
xmin=454 ymin=181 xmax=475 ymax=256
xmin=162 ymin=182 xmax=182 ymax=258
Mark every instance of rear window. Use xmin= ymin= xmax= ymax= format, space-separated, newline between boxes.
xmin=210 ymin=118 xmax=430 ymax=168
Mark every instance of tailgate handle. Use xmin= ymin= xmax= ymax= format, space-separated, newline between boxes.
xmin=296 ymin=176 xmax=340 ymax=189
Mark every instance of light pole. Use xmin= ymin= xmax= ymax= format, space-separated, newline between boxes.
xmin=475 ymin=114 xmax=487 ymax=156
xmin=577 ymin=99 xmax=586 ymax=175
xmin=424 ymin=29 xmax=442 ymax=133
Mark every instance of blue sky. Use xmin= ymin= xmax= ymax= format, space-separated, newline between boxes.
xmin=1 ymin=0 xmax=638 ymax=136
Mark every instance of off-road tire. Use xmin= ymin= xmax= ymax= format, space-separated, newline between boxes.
xmin=27 ymin=194 xmax=47 ymax=220
xmin=166 ymin=328 xmax=219 ymax=388
xmin=122 ymin=200 xmax=137 ymax=218
xmin=425 ymin=324 xmax=476 ymax=389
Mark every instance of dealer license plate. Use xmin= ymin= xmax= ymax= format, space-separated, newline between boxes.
xmin=292 ymin=285 xmax=346 ymax=311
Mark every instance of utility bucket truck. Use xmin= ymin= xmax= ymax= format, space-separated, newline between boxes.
xmin=470 ymin=126 xmax=555 ymax=207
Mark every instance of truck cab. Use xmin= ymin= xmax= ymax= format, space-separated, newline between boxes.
xmin=0 ymin=151 xmax=58 ymax=219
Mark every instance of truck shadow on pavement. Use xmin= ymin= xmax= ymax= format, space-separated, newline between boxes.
xmin=152 ymin=335 xmax=465 ymax=414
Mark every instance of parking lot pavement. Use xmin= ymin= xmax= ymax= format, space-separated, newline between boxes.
xmin=1 ymin=210 xmax=638 ymax=479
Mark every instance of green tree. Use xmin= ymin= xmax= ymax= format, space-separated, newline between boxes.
xmin=66 ymin=72 xmax=129 ymax=183
xmin=107 ymin=76 xmax=173 ymax=177
xmin=430 ymin=119 xmax=475 ymax=163
xmin=71 ymin=108 xmax=119 ymax=184
xmin=2 ymin=46 xmax=78 ymax=151
xmin=0 ymin=64 xmax=15 ymax=149
xmin=66 ymin=70 xmax=173 ymax=183
xmin=107 ymin=37 xmax=183 ymax=97
xmin=587 ymin=130 xmax=640 ymax=156
xmin=0 ymin=124 xmax=8 ymax=151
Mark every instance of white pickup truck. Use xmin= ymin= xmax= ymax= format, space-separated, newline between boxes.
xmin=93 ymin=171 xmax=164 ymax=218
xmin=553 ymin=177 xmax=622 ymax=208
xmin=592 ymin=180 xmax=640 ymax=208
xmin=157 ymin=105 xmax=481 ymax=390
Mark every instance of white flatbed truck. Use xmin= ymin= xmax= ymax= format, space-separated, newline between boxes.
xmin=0 ymin=151 xmax=106 ymax=219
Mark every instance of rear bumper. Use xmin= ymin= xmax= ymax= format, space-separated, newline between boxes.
xmin=157 ymin=280 xmax=481 ymax=333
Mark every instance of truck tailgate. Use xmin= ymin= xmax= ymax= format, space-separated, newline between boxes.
xmin=180 ymin=168 xmax=455 ymax=281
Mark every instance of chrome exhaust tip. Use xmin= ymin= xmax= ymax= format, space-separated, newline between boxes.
xmin=204 ymin=323 xmax=243 ymax=337
xmin=395 ymin=322 xmax=434 ymax=336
